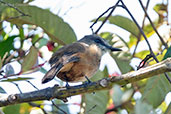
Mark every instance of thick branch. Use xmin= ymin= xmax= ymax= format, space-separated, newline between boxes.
xmin=1 ymin=58 xmax=171 ymax=107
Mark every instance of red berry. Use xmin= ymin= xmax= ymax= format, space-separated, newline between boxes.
xmin=47 ymin=41 xmax=55 ymax=51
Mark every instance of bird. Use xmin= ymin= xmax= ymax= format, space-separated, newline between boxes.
xmin=42 ymin=34 xmax=121 ymax=86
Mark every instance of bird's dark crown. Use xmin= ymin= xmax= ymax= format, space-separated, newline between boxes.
xmin=78 ymin=35 xmax=107 ymax=46
xmin=78 ymin=35 xmax=122 ymax=52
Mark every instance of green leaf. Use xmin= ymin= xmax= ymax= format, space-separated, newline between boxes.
xmin=52 ymin=99 xmax=70 ymax=114
xmin=0 ymin=35 xmax=18 ymax=58
xmin=1 ymin=5 xmax=77 ymax=44
xmin=141 ymin=48 xmax=171 ymax=108
xmin=82 ymin=91 xmax=109 ymax=114
xmin=0 ymin=57 xmax=2 ymax=69
xmin=115 ymin=33 xmax=130 ymax=49
xmin=153 ymin=4 xmax=167 ymax=15
xmin=103 ymin=66 xmax=109 ymax=78
xmin=37 ymin=38 xmax=48 ymax=48
xmin=99 ymin=32 xmax=114 ymax=45
xmin=39 ymin=67 xmax=47 ymax=74
xmin=127 ymin=34 xmax=137 ymax=48
xmin=112 ymin=84 xmax=123 ymax=106
xmin=100 ymin=32 xmax=129 ymax=49
xmin=3 ymin=103 xmax=31 ymax=114
xmin=25 ymin=0 xmax=35 ymax=3
xmin=111 ymin=52 xmax=132 ymax=74
xmin=0 ymin=86 xmax=6 ymax=93
xmin=19 ymin=103 xmax=31 ymax=114
xmin=143 ymin=21 xmax=158 ymax=36
xmin=112 ymin=85 xmax=133 ymax=107
xmin=5 ymin=64 xmax=14 ymax=76
xmin=141 ymin=74 xmax=171 ymax=108
xmin=81 ymin=71 xmax=109 ymax=114
xmin=135 ymin=50 xmax=150 ymax=59
xmin=121 ymin=89 xmax=134 ymax=103
xmin=0 ymin=0 xmax=23 ymax=13
xmin=31 ymin=34 xmax=39 ymax=44
xmin=1 ymin=77 xmax=33 ymax=82
xmin=135 ymin=100 xmax=156 ymax=114
xmin=19 ymin=27 xmax=25 ymax=40
xmin=3 ymin=0 xmax=23 ymax=4
xmin=163 ymin=47 xmax=171 ymax=60
xmin=21 ymin=46 xmax=38 ymax=72
xmin=97 ymin=15 xmax=139 ymax=37
xmin=3 ymin=104 xmax=21 ymax=114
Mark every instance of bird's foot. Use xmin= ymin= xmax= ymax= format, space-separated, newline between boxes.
xmin=65 ymin=82 xmax=71 ymax=89
xmin=84 ymin=76 xmax=95 ymax=94
xmin=84 ymin=76 xmax=92 ymax=84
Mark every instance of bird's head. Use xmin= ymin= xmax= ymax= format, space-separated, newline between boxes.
xmin=78 ymin=35 xmax=122 ymax=54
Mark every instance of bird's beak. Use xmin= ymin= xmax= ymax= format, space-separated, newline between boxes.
xmin=107 ymin=46 xmax=122 ymax=51
xmin=103 ymin=43 xmax=122 ymax=51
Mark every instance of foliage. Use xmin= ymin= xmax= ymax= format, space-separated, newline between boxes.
xmin=3 ymin=103 xmax=31 ymax=114
xmin=98 ymin=15 xmax=139 ymax=38
xmin=81 ymin=68 xmax=110 ymax=114
xmin=0 ymin=0 xmax=170 ymax=114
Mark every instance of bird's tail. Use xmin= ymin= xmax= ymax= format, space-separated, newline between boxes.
xmin=41 ymin=64 xmax=63 ymax=84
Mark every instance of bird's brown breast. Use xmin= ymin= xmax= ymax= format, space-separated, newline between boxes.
xmin=57 ymin=43 xmax=102 ymax=82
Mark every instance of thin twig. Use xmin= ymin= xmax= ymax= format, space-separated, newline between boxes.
xmin=87 ymin=104 xmax=97 ymax=113
xmin=90 ymin=0 xmax=121 ymax=34
xmin=28 ymin=102 xmax=48 ymax=114
xmin=51 ymin=100 xmax=67 ymax=114
xmin=11 ymin=82 xmax=22 ymax=93
xmin=120 ymin=0 xmax=154 ymax=56
xmin=137 ymin=54 xmax=153 ymax=70
xmin=90 ymin=6 xmax=113 ymax=33
xmin=0 ymin=72 xmax=21 ymax=79
xmin=94 ymin=1 xmax=120 ymax=34
xmin=146 ymin=47 xmax=167 ymax=65
xmin=4 ymin=51 xmax=17 ymax=65
xmin=132 ymin=0 xmax=151 ymax=57
xmin=26 ymin=80 xmax=39 ymax=90
xmin=1 ymin=52 xmax=8 ymax=64
xmin=138 ymin=0 xmax=168 ymax=49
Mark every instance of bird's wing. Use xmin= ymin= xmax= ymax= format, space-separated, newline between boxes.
xmin=42 ymin=43 xmax=85 ymax=84
xmin=42 ymin=63 xmax=63 ymax=84
xmin=42 ymin=56 xmax=80 ymax=84
xmin=49 ymin=42 xmax=86 ymax=65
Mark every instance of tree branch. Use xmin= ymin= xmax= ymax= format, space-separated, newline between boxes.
xmin=1 ymin=58 xmax=171 ymax=107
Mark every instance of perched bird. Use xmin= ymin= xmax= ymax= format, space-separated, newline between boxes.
xmin=42 ymin=35 xmax=121 ymax=85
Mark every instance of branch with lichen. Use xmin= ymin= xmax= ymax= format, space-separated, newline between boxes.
xmin=0 ymin=58 xmax=171 ymax=107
